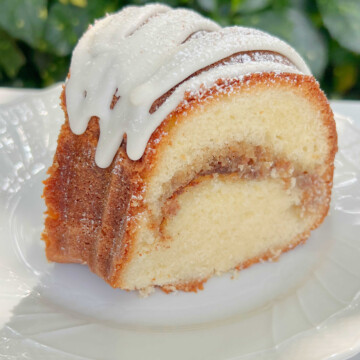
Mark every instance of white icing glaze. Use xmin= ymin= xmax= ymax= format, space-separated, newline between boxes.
xmin=65 ymin=3 xmax=311 ymax=168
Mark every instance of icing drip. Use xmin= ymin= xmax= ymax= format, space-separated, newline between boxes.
xmin=66 ymin=3 xmax=311 ymax=168
xmin=149 ymin=50 xmax=296 ymax=113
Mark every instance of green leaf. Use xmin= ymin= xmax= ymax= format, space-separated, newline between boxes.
xmin=197 ymin=0 xmax=217 ymax=13
xmin=0 ymin=30 xmax=25 ymax=78
xmin=44 ymin=3 xmax=90 ymax=56
xmin=130 ymin=0 xmax=182 ymax=7
xmin=0 ymin=0 xmax=47 ymax=48
xmin=289 ymin=0 xmax=307 ymax=10
xmin=333 ymin=63 xmax=358 ymax=94
xmin=236 ymin=8 xmax=328 ymax=78
xmin=33 ymin=51 xmax=70 ymax=86
xmin=85 ymin=0 xmax=120 ymax=18
xmin=69 ymin=0 xmax=87 ymax=7
xmin=231 ymin=0 xmax=271 ymax=14
xmin=317 ymin=0 xmax=360 ymax=54
xmin=329 ymin=39 xmax=359 ymax=66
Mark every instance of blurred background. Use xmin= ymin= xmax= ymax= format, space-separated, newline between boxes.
xmin=0 ymin=0 xmax=359 ymax=99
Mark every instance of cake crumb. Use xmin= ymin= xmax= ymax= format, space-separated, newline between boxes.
xmin=230 ymin=268 xmax=240 ymax=279
xmin=139 ymin=286 xmax=155 ymax=298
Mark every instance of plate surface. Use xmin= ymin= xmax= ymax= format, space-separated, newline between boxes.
xmin=0 ymin=85 xmax=360 ymax=360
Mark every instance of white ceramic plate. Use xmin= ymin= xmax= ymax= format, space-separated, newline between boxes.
xmin=0 ymin=85 xmax=360 ymax=360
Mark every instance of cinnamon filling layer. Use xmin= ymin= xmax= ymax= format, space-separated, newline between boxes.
xmin=148 ymin=142 xmax=328 ymax=239
xmin=159 ymin=142 xmax=294 ymax=208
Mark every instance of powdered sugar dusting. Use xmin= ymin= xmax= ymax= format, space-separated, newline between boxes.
xmin=66 ymin=4 xmax=311 ymax=168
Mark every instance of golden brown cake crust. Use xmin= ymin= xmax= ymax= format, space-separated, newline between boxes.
xmin=42 ymin=72 xmax=337 ymax=291
xmin=43 ymin=88 xmax=135 ymax=281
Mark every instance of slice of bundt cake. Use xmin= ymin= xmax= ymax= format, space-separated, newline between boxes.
xmin=42 ymin=4 xmax=337 ymax=293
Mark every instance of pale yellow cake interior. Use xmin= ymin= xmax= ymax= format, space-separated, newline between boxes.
xmin=117 ymin=81 xmax=332 ymax=290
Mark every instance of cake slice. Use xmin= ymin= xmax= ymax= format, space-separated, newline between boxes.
xmin=42 ymin=4 xmax=337 ymax=293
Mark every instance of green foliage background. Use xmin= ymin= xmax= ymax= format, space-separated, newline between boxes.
xmin=0 ymin=0 xmax=359 ymax=99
